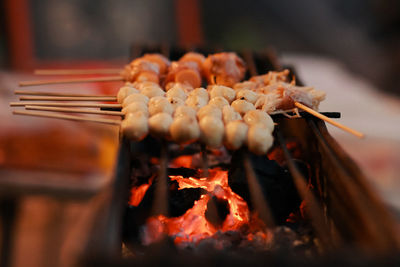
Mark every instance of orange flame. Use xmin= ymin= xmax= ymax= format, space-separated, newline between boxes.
xmin=129 ymin=175 xmax=154 ymax=207
xmin=141 ymin=168 xmax=268 ymax=246
xmin=170 ymin=155 xmax=193 ymax=168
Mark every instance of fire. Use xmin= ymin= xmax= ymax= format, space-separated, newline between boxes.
xmin=139 ymin=168 xmax=268 ymax=247
xmin=170 ymin=155 xmax=193 ymax=168
xmin=129 ymin=175 xmax=154 ymax=207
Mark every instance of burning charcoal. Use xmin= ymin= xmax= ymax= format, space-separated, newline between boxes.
xmin=123 ymin=175 xmax=206 ymax=245
xmin=205 ymin=196 xmax=230 ymax=228
xmin=228 ymin=150 xmax=301 ymax=223
xmin=169 ymin=181 xmax=206 ymax=217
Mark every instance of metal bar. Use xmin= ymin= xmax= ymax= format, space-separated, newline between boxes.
xmin=313 ymin=119 xmax=400 ymax=249
xmin=243 ymin=151 xmax=276 ymax=228
xmin=83 ymin=137 xmax=133 ymax=261
xmin=0 ymin=198 xmax=18 ymax=267
xmin=151 ymin=142 xmax=169 ymax=216
xmin=200 ymin=144 xmax=209 ymax=177
xmin=272 ymin=112 xmax=340 ymax=119
xmin=276 ymin=129 xmax=333 ymax=249
xmin=308 ymin=119 xmax=398 ymax=251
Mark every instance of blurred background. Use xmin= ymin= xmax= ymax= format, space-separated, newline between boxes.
xmin=1 ymin=2 xmax=400 ymax=266
xmin=1 ymin=0 xmax=400 ymax=95
xmin=0 ymin=0 xmax=400 ymax=204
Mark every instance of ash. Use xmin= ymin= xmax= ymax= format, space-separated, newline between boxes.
xmin=173 ymin=225 xmax=316 ymax=256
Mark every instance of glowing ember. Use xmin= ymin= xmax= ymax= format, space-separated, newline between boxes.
xmin=129 ymin=175 xmax=154 ymax=207
xmin=138 ymin=168 xmax=269 ymax=247
xmin=170 ymin=155 xmax=193 ymax=168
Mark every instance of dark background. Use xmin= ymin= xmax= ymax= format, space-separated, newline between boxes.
xmin=1 ymin=0 xmax=399 ymax=95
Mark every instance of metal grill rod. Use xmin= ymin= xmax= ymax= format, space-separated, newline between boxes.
xmin=276 ymin=129 xmax=333 ymax=249
xmin=308 ymin=119 xmax=400 ymax=251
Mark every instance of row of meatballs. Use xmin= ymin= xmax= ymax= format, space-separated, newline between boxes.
xmin=118 ymin=81 xmax=275 ymax=155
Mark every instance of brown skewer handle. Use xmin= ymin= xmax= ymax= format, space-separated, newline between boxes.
xmin=15 ymin=90 xmax=116 ymax=97
xmin=19 ymin=76 xmax=124 ymax=87
xmin=19 ymin=96 xmax=117 ymax=101
xmin=294 ymin=102 xmax=365 ymax=139
xmin=34 ymin=69 xmax=122 ymax=75
xmin=10 ymin=102 xmax=122 ymax=108
xmin=13 ymin=110 xmax=121 ymax=125
xmin=25 ymin=106 xmax=124 ymax=116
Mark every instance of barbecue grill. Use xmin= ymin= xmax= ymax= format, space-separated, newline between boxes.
xmin=75 ymin=45 xmax=400 ymax=266
xmin=2 ymin=44 xmax=399 ymax=267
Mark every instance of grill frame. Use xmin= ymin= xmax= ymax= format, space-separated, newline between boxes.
xmin=84 ymin=45 xmax=400 ymax=265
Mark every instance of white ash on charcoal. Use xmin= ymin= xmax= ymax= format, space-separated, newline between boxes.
xmin=175 ymin=225 xmax=315 ymax=254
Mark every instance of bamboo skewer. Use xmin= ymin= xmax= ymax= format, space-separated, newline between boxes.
xmin=10 ymin=102 xmax=122 ymax=108
xmin=34 ymin=69 xmax=122 ymax=75
xmin=294 ymin=102 xmax=365 ymax=139
xmin=15 ymin=90 xmax=115 ymax=97
xmin=19 ymin=76 xmax=124 ymax=87
xmin=19 ymin=96 xmax=117 ymax=101
xmin=13 ymin=110 xmax=121 ymax=125
xmin=25 ymin=106 xmax=124 ymax=116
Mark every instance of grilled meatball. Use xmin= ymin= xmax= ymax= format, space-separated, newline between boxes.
xmin=247 ymin=124 xmax=274 ymax=155
xmin=174 ymin=105 xmax=197 ymax=118
xmin=208 ymin=85 xmax=236 ymax=103
xmin=231 ymin=99 xmax=255 ymax=116
xmin=208 ymin=96 xmax=229 ymax=109
xmin=166 ymin=85 xmax=188 ymax=100
xmin=140 ymin=83 xmax=165 ymax=98
xmin=122 ymin=93 xmax=149 ymax=108
xmin=121 ymin=111 xmax=149 ymax=141
xmin=243 ymin=110 xmax=274 ymax=132
xmin=185 ymin=95 xmax=208 ymax=111
xmin=167 ymin=96 xmax=185 ymax=111
xmin=189 ymin=87 xmax=209 ymax=102
xmin=170 ymin=116 xmax=200 ymax=144
xmin=122 ymin=101 xmax=149 ymax=116
xmin=148 ymin=96 xmax=173 ymax=116
xmin=199 ymin=116 xmax=224 ymax=148
xmin=236 ymin=89 xmax=258 ymax=104
xmin=222 ymin=105 xmax=242 ymax=124
xmin=117 ymin=85 xmax=139 ymax=103
xmin=224 ymin=120 xmax=248 ymax=150
xmin=197 ymin=105 xmax=222 ymax=120
xmin=148 ymin=112 xmax=173 ymax=138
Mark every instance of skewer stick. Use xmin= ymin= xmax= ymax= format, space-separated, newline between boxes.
xmin=294 ymin=102 xmax=365 ymax=139
xmin=34 ymin=68 xmax=122 ymax=75
xmin=19 ymin=76 xmax=124 ymax=87
xmin=15 ymin=90 xmax=116 ymax=97
xmin=13 ymin=110 xmax=121 ymax=125
xmin=19 ymin=96 xmax=117 ymax=101
xmin=10 ymin=102 xmax=122 ymax=108
xmin=25 ymin=105 xmax=124 ymax=116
